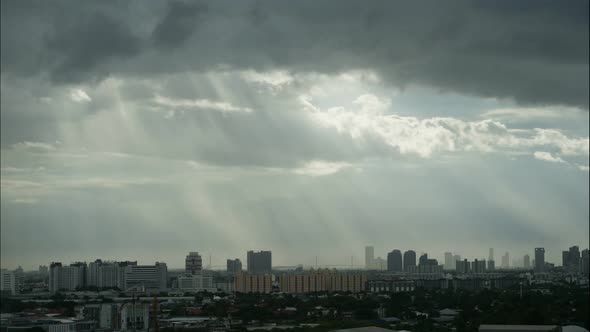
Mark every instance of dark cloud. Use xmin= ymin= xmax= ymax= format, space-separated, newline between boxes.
xmin=151 ymin=1 xmax=207 ymax=49
xmin=1 ymin=0 xmax=588 ymax=108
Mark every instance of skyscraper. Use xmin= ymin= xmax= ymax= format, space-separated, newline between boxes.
xmin=534 ymin=248 xmax=545 ymax=273
xmin=501 ymin=252 xmax=510 ymax=268
xmin=581 ymin=249 xmax=589 ymax=275
xmin=564 ymin=246 xmax=580 ymax=273
xmin=365 ymin=246 xmax=374 ymax=270
xmin=418 ymin=253 xmax=428 ymax=266
xmin=488 ymin=248 xmax=494 ymax=262
xmin=387 ymin=250 xmax=403 ymax=272
xmin=523 ymin=254 xmax=531 ymax=269
xmin=247 ymin=250 xmax=272 ymax=274
xmin=185 ymin=252 xmax=202 ymax=274
xmin=227 ymin=259 xmax=242 ymax=274
xmin=444 ymin=252 xmax=454 ymax=270
xmin=403 ymin=250 xmax=416 ymax=272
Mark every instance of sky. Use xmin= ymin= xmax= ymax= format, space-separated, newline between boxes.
xmin=1 ymin=0 xmax=589 ymax=271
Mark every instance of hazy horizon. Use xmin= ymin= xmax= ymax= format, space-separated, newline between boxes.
xmin=1 ymin=1 xmax=588 ymax=271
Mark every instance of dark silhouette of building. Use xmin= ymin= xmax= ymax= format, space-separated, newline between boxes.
xmin=227 ymin=258 xmax=242 ymax=274
xmin=582 ymin=249 xmax=589 ymax=275
xmin=562 ymin=246 xmax=580 ymax=273
xmin=534 ymin=248 xmax=545 ymax=273
xmin=387 ymin=250 xmax=402 ymax=272
xmin=247 ymin=250 xmax=272 ymax=274
xmin=403 ymin=250 xmax=416 ymax=272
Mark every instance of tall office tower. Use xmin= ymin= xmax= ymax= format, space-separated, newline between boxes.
xmin=581 ymin=249 xmax=589 ymax=275
xmin=247 ymin=250 xmax=272 ymax=274
xmin=418 ymin=253 xmax=428 ymax=266
xmin=185 ymin=252 xmax=203 ymax=274
xmin=487 ymin=260 xmax=495 ymax=270
xmin=403 ymin=250 xmax=416 ymax=272
xmin=227 ymin=259 xmax=243 ymax=273
xmin=523 ymin=254 xmax=531 ymax=269
xmin=472 ymin=259 xmax=487 ymax=274
xmin=453 ymin=254 xmax=461 ymax=264
xmin=501 ymin=252 xmax=510 ymax=268
xmin=124 ymin=263 xmax=168 ymax=292
xmin=444 ymin=252 xmax=454 ymax=270
xmin=567 ymin=246 xmax=580 ymax=273
xmin=534 ymin=248 xmax=545 ymax=273
xmin=365 ymin=246 xmax=375 ymax=270
xmin=456 ymin=259 xmax=470 ymax=274
xmin=387 ymin=250 xmax=403 ymax=272
xmin=488 ymin=248 xmax=494 ymax=262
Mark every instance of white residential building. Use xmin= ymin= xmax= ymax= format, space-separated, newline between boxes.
xmin=124 ymin=263 xmax=168 ymax=292
xmin=1 ymin=269 xmax=20 ymax=295
xmin=177 ymin=273 xmax=216 ymax=292
xmin=49 ymin=262 xmax=87 ymax=293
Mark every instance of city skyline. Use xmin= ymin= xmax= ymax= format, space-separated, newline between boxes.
xmin=3 ymin=245 xmax=588 ymax=272
xmin=1 ymin=1 xmax=589 ymax=271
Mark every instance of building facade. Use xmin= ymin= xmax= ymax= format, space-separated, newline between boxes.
xmin=227 ymin=258 xmax=243 ymax=274
xmin=185 ymin=252 xmax=203 ymax=274
xmin=534 ymin=248 xmax=545 ymax=273
xmin=49 ymin=262 xmax=87 ymax=293
xmin=234 ymin=272 xmax=272 ymax=293
xmin=278 ymin=270 xmax=368 ymax=293
xmin=387 ymin=250 xmax=403 ymax=272
xmin=124 ymin=263 xmax=168 ymax=292
xmin=247 ymin=251 xmax=272 ymax=274
xmin=403 ymin=250 xmax=416 ymax=272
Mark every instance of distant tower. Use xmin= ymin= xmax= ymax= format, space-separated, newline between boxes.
xmin=444 ymin=252 xmax=454 ymax=270
xmin=185 ymin=252 xmax=202 ymax=274
xmin=403 ymin=250 xmax=416 ymax=272
xmin=247 ymin=250 xmax=272 ymax=274
xmin=365 ymin=246 xmax=374 ymax=270
xmin=523 ymin=254 xmax=531 ymax=269
xmin=534 ymin=248 xmax=545 ymax=273
xmin=387 ymin=250 xmax=403 ymax=272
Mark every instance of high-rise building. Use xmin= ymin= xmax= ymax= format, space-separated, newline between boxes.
xmin=227 ymin=259 xmax=242 ymax=274
xmin=403 ymin=250 xmax=416 ymax=272
xmin=487 ymin=260 xmax=495 ymax=271
xmin=418 ymin=253 xmax=428 ymax=266
xmin=234 ymin=272 xmax=272 ymax=293
xmin=365 ymin=246 xmax=374 ymax=270
xmin=247 ymin=250 xmax=272 ymax=274
xmin=456 ymin=259 xmax=470 ymax=274
xmin=444 ymin=252 xmax=454 ymax=270
xmin=523 ymin=254 xmax=531 ymax=269
xmin=453 ymin=254 xmax=461 ymax=264
xmin=177 ymin=273 xmax=216 ymax=292
xmin=0 ymin=270 xmax=20 ymax=295
xmin=488 ymin=248 xmax=494 ymax=262
xmin=534 ymin=248 xmax=545 ymax=273
xmin=277 ymin=270 xmax=368 ymax=293
xmin=49 ymin=262 xmax=87 ymax=293
xmin=124 ymin=263 xmax=168 ymax=292
xmin=501 ymin=252 xmax=510 ymax=269
xmin=185 ymin=252 xmax=203 ymax=274
xmin=472 ymin=259 xmax=487 ymax=274
xmin=562 ymin=246 xmax=580 ymax=273
xmin=581 ymin=249 xmax=589 ymax=276
xmin=38 ymin=265 xmax=49 ymax=277
xmin=387 ymin=250 xmax=403 ymax=272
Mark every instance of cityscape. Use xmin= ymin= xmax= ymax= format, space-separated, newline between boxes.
xmin=1 ymin=1 xmax=589 ymax=332
xmin=1 ymin=245 xmax=589 ymax=331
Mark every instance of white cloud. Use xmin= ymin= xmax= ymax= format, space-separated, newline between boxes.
xmin=292 ymin=160 xmax=352 ymax=176
xmin=306 ymin=94 xmax=590 ymax=160
xmin=240 ymin=70 xmax=294 ymax=89
xmin=69 ymin=88 xmax=92 ymax=103
xmin=533 ymin=151 xmax=565 ymax=163
xmin=11 ymin=141 xmax=56 ymax=153
xmin=578 ymin=165 xmax=589 ymax=172
xmin=481 ymin=107 xmax=583 ymax=120
xmin=154 ymin=95 xmax=253 ymax=113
